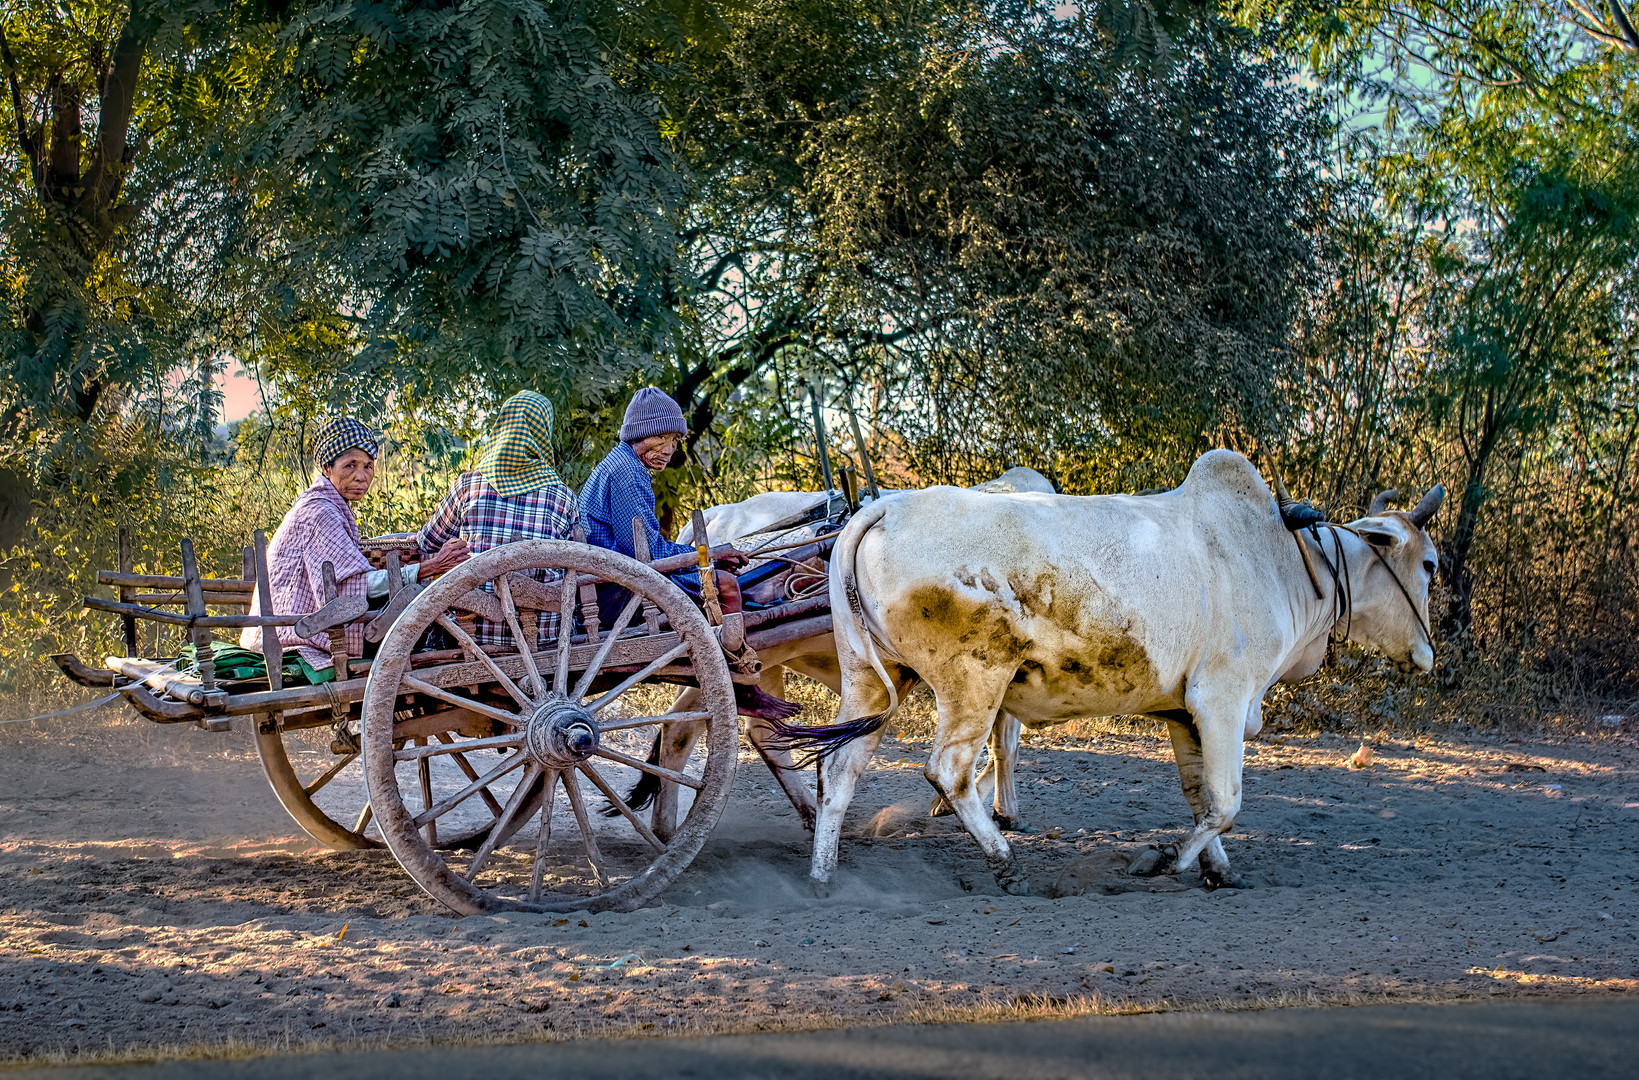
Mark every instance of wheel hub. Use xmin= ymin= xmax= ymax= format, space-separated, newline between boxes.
xmin=524 ymin=695 xmax=600 ymax=769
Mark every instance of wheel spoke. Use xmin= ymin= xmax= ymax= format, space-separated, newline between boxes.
xmin=411 ymin=752 xmax=528 ymax=828
xmin=438 ymin=734 xmax=505 ymax=817
xmin=435 ymin=613 xmax=532 ymax=708
xmin=529 ymin=770 xmax=560 ymax=902
xmin=395 ymin=732 xmax=523 ymax=761
xmin=418 ymin=741 xmax=437 ymax=845
xmin=584 ymin=640 xmax=691 ymax=715
xmin=496 ymin=573 xmax=546 ymax=699
xmin=554 ymin=565 xmax=578 ymax=693
xmin=463 ymin=762 xmax=543 ymax=882
xmin=594 ymin=710 xmax=712 ymax=733
xmin=302 ymin=752 xmax=358 ymax=797
xmin=571 ymin=592 xmax=645 ymax=700
xmin=594 ymin=745 xmax=705 ymax=791
xmin=578 ymin=761 xmax=665 ymax=855
xmin=401 ymin=674 xmax=525 ymax=726
xmin=561 ymin=770 xmax=610 ymax=887
xmin=353 ymin=802 xmax=373 ymax=835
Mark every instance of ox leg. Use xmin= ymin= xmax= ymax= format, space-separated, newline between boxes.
xmin=989 ymin=711 xmax=1023 ymax=829
xmin=1154 ymin=710 xmax=1234 ymax=885
xmin=928 ymin=711 xmax=1025 ymax=830
xmin=1164 ymin=692 xmax=1247 ymax=887
xmin=652 ymin=687 xmax=706 ymax=844
xmin=742 ymin=666 xmax=818 ymax=832
xmin=924 ymin=685 xmax=1030 ymax=895
xmin=809 ymin=668 xmax=907 ymax=897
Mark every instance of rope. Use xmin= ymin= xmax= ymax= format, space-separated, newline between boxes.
xmin=2 ymin=691 xmax=123 ymax=726
xmin=1304 ymin=522 xmax=1434 ymax=655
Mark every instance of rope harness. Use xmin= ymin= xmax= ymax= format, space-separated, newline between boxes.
xmin=1303 ymin=522 xmax=1435 ymax=658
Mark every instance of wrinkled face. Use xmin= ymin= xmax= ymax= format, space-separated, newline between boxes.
xmin=1345 ymin=512 xmax=1439 ymax=674
xmin=632 ymin=433 xmax=681 ymax=471
xmin=322 ymin=448 xmax=376 ymax=502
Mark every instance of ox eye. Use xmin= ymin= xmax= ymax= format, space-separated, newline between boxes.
xmin=1422 ymin=560 xmax=1436 ymax=575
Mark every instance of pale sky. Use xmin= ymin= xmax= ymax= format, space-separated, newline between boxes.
xmin=220 ymin=359 xmax=262 ymax=423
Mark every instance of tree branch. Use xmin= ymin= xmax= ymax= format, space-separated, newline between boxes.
xmin=0 ymin=24 xmax=41 ymax=194
xmin=1612 ymin=1 xmax=1639 ymax=51
xmin=81 ymin=8 xmax=153 ymax=217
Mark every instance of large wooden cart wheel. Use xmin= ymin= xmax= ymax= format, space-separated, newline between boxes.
xmin=362 ymin=540 xmax=739 ymax=914
xmin=255 ymin=714 xmax=379 ymax=850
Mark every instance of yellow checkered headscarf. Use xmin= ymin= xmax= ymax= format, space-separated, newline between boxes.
xmin=475 ymin=392 xmax=564 ymax=499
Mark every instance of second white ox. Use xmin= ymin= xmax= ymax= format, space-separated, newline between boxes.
xmin=802 ymin=449 xmax=1443 ymax=895
xmin=630 ymin=468 xmax=1053 ymax=840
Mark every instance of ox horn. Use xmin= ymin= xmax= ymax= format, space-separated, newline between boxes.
xmin=1408 ymin=485 xmax=1445 ymax=527
xmin=1367 ymin=489 xmax=1399 ymax=515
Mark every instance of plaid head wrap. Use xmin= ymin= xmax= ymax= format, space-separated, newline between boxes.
xmin=475 ymin=391 xmax=563 ymax=499
xmin=311 ymin=416 xmax=380 ymax=467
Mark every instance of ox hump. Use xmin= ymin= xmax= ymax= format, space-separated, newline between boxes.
xmin=1178 ymin=449 xmax=1275 ymax=506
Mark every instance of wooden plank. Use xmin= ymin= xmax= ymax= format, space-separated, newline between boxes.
xmin=253 ymin=530 xmax=282 ymax=693
xmin=118 ymin=527 xmax=137 ymax=654
xmin=84 ymin=596 xmax=301 ymax=627
xmin=97 ymin=571 xmax=254 ymax=592
xmin=129 ymin=592 xmax=254 ymax=607
xmin=179 ymin=539 xmax=216 ymax=692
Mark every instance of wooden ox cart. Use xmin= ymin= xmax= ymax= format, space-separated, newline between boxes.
xmin=51 ymin=515 xmax=838 ymax=915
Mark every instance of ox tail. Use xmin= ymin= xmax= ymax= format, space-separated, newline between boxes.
xmin=602 ymin=732 xmax=662 ymax=816
xmin=759 ymin=712 xmax=891 ymax=767
xmin=831 ymin=498 xmax=900 ymax=720
xmin=759 ymin=500 xmax=901 ymax=767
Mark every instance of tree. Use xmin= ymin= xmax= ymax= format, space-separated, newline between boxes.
xmin=247 ymin=0 xmax=691 ymax=414
xmin=657 ymin=0 xmax=1327 ymax=496
xmin=0 ymin=1 xmax=284 ymax=438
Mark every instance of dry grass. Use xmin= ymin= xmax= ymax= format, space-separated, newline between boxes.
xmin=1 ymin=985 xmax=1495 ymax=1070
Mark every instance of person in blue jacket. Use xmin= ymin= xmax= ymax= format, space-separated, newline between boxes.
xmin=581 ymin=388 xmax=797 ymax=720
xmin=579 ymin=386 xmax=748 ymax=612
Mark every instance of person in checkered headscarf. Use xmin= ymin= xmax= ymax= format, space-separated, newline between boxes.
xmin=242 ymin=417 xmax=469 ymax=676
xmin=417 ymin=391 xmax=581 ymax=648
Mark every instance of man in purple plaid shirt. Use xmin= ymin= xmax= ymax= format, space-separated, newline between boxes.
xmin=418 ymin=392 xmax=580 ymax=648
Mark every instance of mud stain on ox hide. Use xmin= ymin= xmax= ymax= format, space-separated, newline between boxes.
xmin=902 ymin=584 xmax=1030 ymax=670
xmin=899 ymin=578 xmax=1155 ymax=703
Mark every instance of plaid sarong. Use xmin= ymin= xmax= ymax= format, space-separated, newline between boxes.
xmin=241 ymin=475 xmax=373 ymax=669
xmin=474 ymin=392 xmax=563 ymax=499
xmin=418 ymin=471 xmax=580 ymax=647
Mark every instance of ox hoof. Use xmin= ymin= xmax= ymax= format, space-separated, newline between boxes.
xmin=1125 ymin=846 xmax=1168 ymax=877
xmin=991 ymin=860 xmax=1033 ymax=896
xmin=929 ymin=795 xmax=955 ymax=818
xmin=809 ymin=877 xmax=833 ymax=899
xmin=1201 ymin=869 xmax=1251 ymax=891
xmin=1000 ymin=876 xmax=1034 ymax=896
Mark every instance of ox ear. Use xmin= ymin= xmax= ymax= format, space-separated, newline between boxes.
xmin=1359 ymin=528 xmax=1398 ymax=550
xmin=1408 ymin=485 xmax=1445 ymax=528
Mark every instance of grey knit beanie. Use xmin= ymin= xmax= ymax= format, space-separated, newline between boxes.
xmin=620 ymin=387 xmax=686 ymax=442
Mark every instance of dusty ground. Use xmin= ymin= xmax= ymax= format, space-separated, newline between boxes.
xmin=2 ymin=707 xmax=1637 ymax=1064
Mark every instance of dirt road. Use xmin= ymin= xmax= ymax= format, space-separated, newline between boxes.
xmin=2 ymin=711 xmax=1636 ymax=1063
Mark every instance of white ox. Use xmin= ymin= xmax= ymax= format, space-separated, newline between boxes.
xmin=631 ymin=468 xmax=1054 ymax=841
xmin=803 ymin=449 xmax=1443 ymax=895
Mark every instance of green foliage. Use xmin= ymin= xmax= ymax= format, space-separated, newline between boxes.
xmin=251 ymin=0 xmax=689 ymax=411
